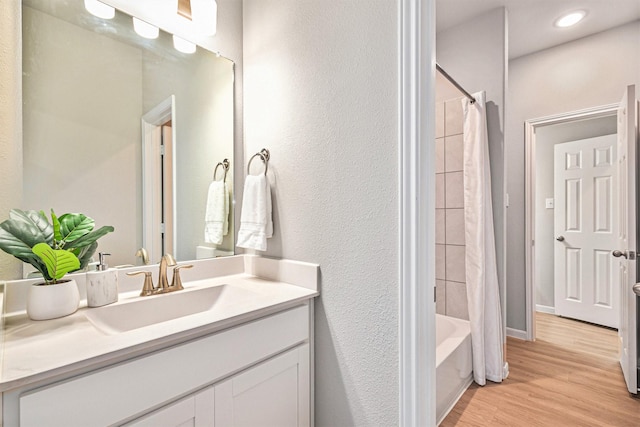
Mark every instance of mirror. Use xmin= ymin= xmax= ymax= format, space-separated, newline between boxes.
xmin=21 ymin=0 xmax=234 ymax=274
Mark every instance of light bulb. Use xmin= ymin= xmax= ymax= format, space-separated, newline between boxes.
xmin=133 ymin=17 xmax=159 ymax=39
xmin=84 ymin=0 xmax=115 ymax=20
xmin=173 ymin=35 xmax=196 ymax=54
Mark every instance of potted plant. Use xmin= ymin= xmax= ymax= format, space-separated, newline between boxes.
xmin=0 ymin=209 xmax=114 ymax=320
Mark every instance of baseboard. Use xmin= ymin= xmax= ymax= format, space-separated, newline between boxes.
xmin=536 ymin=304 xmax=555 ymax=314
xmin=506 ymin=327 xmax=527 ymax=340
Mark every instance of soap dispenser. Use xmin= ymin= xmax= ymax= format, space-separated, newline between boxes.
xmin=86 ymin=252 xmax=118 ymax=307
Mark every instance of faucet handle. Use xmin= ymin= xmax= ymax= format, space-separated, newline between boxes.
xmin=127 ymin=271 xmax=155 ymax=296
xmin=171 ymin=264 xmax=193 ymax=291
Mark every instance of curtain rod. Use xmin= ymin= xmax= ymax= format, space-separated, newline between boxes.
xmin=436 ymin=63 xmax=476 ymax=104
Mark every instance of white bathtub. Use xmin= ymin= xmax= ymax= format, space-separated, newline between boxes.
xmin=436 ymin=314 xmax=473 ymax=425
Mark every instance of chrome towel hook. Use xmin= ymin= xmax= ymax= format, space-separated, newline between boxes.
xmin=247 ymin=148 xmax=270 ymax=176
xmin=213 ymin=158 xmax=230 ymax=182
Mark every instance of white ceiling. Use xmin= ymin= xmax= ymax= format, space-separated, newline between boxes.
xmin=436 ymin=0 xmax=640 ymax=59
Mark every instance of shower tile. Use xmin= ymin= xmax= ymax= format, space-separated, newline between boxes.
xmin=445 ymin=98 xmax=464 ymax=136
xmin=445 ymin=171 xmax=464 ymax=208
xmin=436 ymin=244 xmax=446 ymax=280
xmin=436 ymin=280 xmax=446 ymax=315
xmin=436 ymin=173 xmax=445 ymax=208
xmin=445 ymin=209 xmax=465 ymax=245
xmin=436 ymin=138 xmax=445 ymax=173
xmin=445 ymin=134 xmax=464 ymax=172
xmin=436 ymin=102 xmax=445 ymax=138
xmin=445 ymin=244 xmax=466 ymax=283
xmin=445 ymin=281 xmax=469 ymax=320
xmin=436 ymin=209 xmax=445 ymax=244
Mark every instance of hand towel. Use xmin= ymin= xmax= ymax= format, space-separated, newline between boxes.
xmin=237 ymin=175 xmax=273 ymax=251
xmin=204 ymin=180 xmax=226 ymax=245
xmin=223 ymin=182 xmax=230 ymax=236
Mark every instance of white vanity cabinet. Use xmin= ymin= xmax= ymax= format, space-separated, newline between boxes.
xmin=4 ymin=303 xmax=313 ymax=427
xmin=125 ymin=388 xmax=216 ymax=427
xmin=127 ymin=344 xmax=310 ymax=427
xmin=214 ymin=344 xmax=310 ymax=427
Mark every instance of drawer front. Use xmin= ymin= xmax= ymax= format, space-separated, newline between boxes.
xmin=20 ymin=305 xmax=309 ymax=427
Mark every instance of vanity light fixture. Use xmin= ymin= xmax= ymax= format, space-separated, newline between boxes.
xmin=83 ymin=0 xmax=115 ymax=20
xmin=133 ymin=17 xmax=159 ymax=39
xmin=555 ymin=10 xmax=586 ymax=28
xmin=173 ymin=35 xmax=197 ymax=54
xmin=177 ymin=0 xmax=218 ymax=37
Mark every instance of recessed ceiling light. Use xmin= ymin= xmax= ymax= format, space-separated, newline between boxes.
xmin=84 ymin=0 xmax=115 ymax=20
xmin=555 ymin=10 xmax=586 ymax=28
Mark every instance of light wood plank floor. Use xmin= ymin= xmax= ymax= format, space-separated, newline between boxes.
xmin=441 ymin=313 xmax=640 ymax=426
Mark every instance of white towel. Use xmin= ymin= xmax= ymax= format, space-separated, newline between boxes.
xmin=223 ymin=182 xmax=230 ymax=235
xmin=204 ymin=180 xmax=228 ymax=245
xmin=237 ymin=175 xmax=273 ymax=251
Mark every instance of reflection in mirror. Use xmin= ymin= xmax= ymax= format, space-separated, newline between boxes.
xmin=21 ymin=0 xmax=234 ymax=276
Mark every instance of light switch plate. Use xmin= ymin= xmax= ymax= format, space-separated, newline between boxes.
xmin=545 ymin=198 xmax=554 ymax=209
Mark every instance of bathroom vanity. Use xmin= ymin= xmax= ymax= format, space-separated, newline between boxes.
xmin=0 ymin=255 xmax=319 ymax=426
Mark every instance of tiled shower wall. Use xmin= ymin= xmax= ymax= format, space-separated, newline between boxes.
xmin=435 ymin=96 xmax=469 ymax=320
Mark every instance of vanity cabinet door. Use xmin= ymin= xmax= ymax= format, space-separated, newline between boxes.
xmin=125 ymin=387 xmax=215 ymax=427
xmin=214 ymin=344 xmax=310 ymax=427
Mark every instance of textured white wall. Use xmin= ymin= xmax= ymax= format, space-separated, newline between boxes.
xmin=243 ymin=0 xmax=399 ymax=425
xmin=506 ymin=21 xmax=640 ymax=331
xmin=0 ymin=0 xmax=23 ymax=278
xmin=436 ymin=6 xmax=507 ymax=337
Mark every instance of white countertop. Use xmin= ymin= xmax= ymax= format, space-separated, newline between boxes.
xmin=0 ymin=256 xmax=319 ymax=392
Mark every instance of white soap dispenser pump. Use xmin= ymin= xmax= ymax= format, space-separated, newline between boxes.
xmin=86 ymin=252 xmax=119 ymax=307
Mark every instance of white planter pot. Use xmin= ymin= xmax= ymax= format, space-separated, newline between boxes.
xmin=27 ymin=279 xmax=80 ymax=321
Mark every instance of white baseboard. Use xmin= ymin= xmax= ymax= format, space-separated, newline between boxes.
xmin=506 ymin=327 xmax=527 ymax=340
xmin=536 ymin=304 xmax=555 ymax=315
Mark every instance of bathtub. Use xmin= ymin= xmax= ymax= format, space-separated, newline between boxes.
xmin=436 ymin=314 xmax=473 ymax=425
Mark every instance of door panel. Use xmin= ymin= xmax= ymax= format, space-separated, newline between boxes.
xmin=616 ymin=84 xmax=637 ymax=394
xmin=554 ymin=134 xmax=619 ymax=328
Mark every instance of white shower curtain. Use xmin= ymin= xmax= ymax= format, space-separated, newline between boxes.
xmin=462 ymin=91 xmax=504 ymax=385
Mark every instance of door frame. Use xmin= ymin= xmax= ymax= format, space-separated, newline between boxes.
xmin=141 ymin=95 xmax=177 ymax=264
xmin=524 ymin=103 xmax=618 ymax=340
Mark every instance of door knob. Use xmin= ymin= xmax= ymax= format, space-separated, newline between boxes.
xmin=612 ymin=250 xmax=636 ymax=260
xmin=633 ymin=283 xmax=640 ymax=297
xmin=556 ymin=236 xmax=565 ymax=242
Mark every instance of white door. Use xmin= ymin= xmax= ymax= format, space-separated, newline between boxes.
xmin=554 ymin=134 xmax=619 ymax=328
xmin=615 ymin=84 xmax=638 ymax=395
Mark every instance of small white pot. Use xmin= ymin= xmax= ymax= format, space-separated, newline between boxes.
xmin=27 ymin=279 xmax=80 ymax=321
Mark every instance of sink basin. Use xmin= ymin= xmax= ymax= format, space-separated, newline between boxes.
xmin=84 ymin=285 xmax=256 ymax=334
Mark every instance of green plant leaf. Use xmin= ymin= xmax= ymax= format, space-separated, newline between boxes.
xmin=58 ymin=213 xmax=95 ymax=244
xmin=32 ymin=243 xmax=80 ymax=281
xmin=66 ymin=226 xmax=114 ymax=250
xmin=7 ymin=209 xmax=53 ymax=246
xmin=76 ymin=241 xmax=98 ymax=270
xmin=51 ymin=209 xmax=62 ymax=242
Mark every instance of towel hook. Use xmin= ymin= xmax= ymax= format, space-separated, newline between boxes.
xmin=213 ymin=158 xmax=230 ymax=182
xmin=247 ymin=148 xmax=270 ymax=176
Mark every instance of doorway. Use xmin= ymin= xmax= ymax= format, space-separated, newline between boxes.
xmin=524 ymin=104 xmax=619 ymax=339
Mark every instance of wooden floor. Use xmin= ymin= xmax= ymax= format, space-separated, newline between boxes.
xmin=441 ymin=313 xmax=640 ymax=426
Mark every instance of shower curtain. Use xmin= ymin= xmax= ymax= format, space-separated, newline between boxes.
xmin=462 ymin=91 xmax=504 ymax=385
